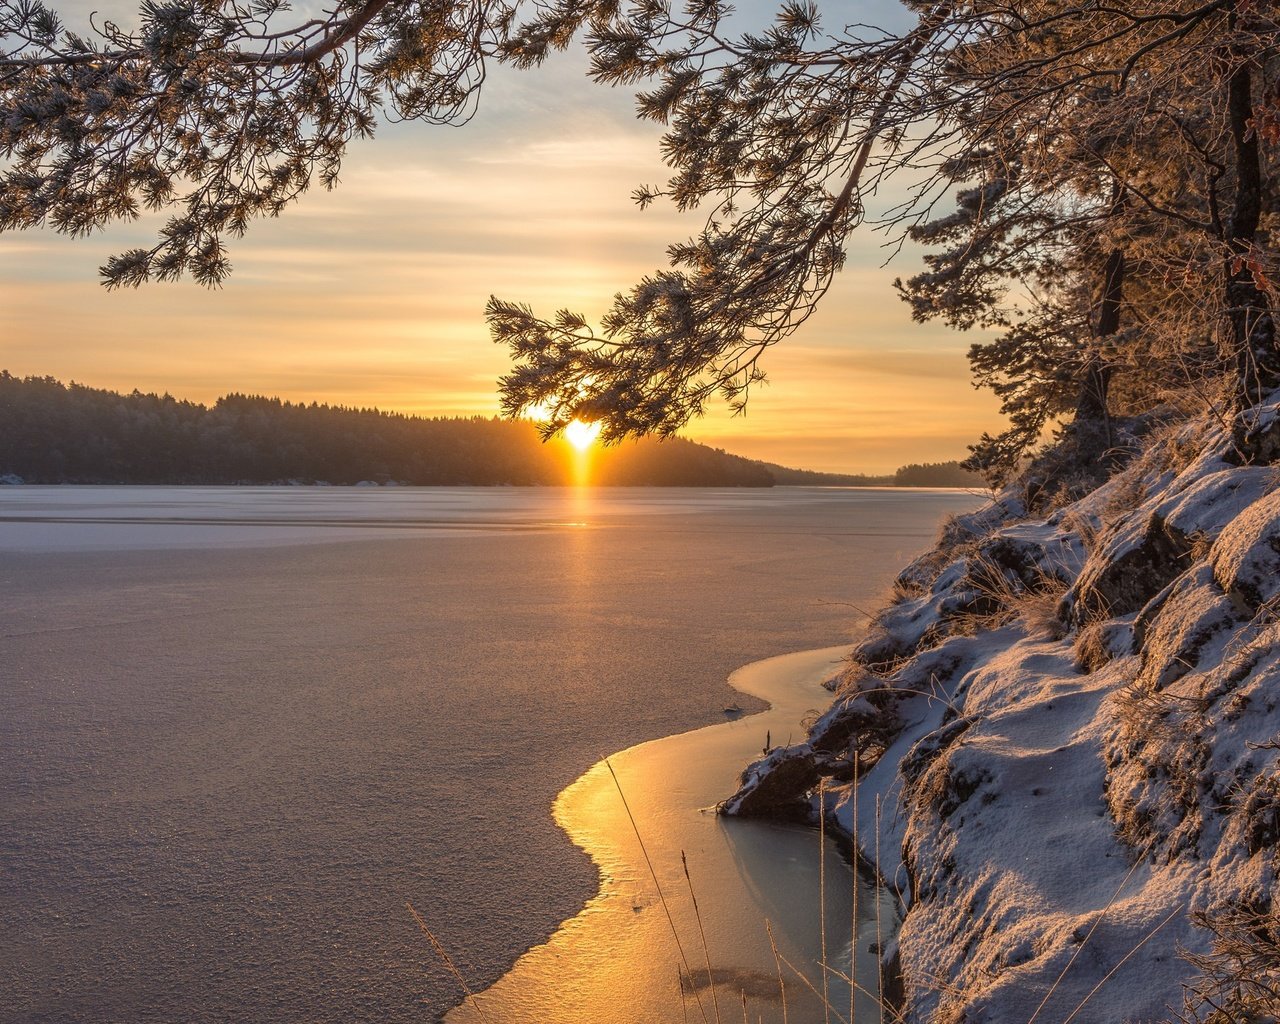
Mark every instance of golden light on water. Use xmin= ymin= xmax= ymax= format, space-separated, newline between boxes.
xmin=522 ymin=404 xmax=597 ymax=483
xmin=564 ymin=419 xmax=602 ymax=451
xmin=445 ymin=649 xmax=871 ymax=1024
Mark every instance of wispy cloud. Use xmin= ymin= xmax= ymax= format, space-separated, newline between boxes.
xmin=1 ymin=23 xmax=1003 ymax=475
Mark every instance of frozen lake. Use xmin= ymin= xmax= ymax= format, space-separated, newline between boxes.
xmin=0 ymin=485 xmax=984 ymax=1022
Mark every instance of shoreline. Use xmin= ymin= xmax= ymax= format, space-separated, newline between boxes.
xmin=445 ymin=645 xmax=890 ymax=1024
xmin=725 ymin=394 xmax=1280 ymax=1022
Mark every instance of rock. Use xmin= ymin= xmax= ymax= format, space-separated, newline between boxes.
xmin=1209 ymin=490 xmax=1280 ymax=612
xmin=1132 ymin=565 xmax=1242 ymax=692
xmin=722 ymin=744 xmax=848 ymax=819
xmin=1159 ymin=467 xmax=1277 ymax=540
xmin=1068 ymin=512 xmax=1192 ymax=625
xmin=1228 ymin=395 xmax=1280 ymax=464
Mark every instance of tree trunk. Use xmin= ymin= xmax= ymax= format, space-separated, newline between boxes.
xmin=1225 ymin=50 xmax=1279 ymax=402
xmin=1075 ymin=246 xmax=1124 ymax=439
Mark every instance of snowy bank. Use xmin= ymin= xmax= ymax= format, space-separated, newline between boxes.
xmin=725 ymin=397 xmax=1280 ymax=1023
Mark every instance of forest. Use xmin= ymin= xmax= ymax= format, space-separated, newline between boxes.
xmin=0 ymin=372 xmax=982 ymax=487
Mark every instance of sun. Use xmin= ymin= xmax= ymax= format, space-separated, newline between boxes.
xmin=564 ymin=418 xmax=602 ymax=451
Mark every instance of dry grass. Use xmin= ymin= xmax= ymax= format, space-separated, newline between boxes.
xmin=412 ymin=755 xmax=1226 ymax=1024
xmin=1173 ymin=902 xmax=1280 ymax=1023
xmin=1185 ymin=529 xmax=1215 ymax=565
xmin=946 ymin=556 xmax=1070 ymax=639
xmin=1073 ymin=619 xmax=1121 ymax=672
xmin=413 ymin=621 xmax=1249 ymax=1024
xmin=1016 ymin=585 xmax=1071 ymax=641
xmin=1098 ymin=473 xmax=1149 ymax=531
xmin=1061 ymin=507 xmax=1103 ymax=555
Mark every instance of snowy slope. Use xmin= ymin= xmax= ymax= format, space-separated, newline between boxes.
xmin=725 ymin=396 xmax=1280 ymax=1023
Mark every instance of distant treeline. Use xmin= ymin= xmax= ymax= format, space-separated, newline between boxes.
xmin=0 ymin=373 xmax=985 ymax=488
xmin=0 ymin=373 xmax=777 ymax=486
xmin=763 ymin=461 xmax=985 ymax=488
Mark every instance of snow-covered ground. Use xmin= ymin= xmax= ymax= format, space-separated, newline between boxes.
xmin=727 ymin=398 xmax=1280 ymax=1022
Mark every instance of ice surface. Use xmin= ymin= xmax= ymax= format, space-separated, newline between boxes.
xmin=0 ymin=485 xmax=983 ymax=1023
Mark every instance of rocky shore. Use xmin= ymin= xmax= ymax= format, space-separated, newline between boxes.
xmin=725 ymin=396 xmax=1280 ymax=1023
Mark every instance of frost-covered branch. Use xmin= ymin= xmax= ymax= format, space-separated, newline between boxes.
xmin=0 ymin=0 xmax=510 ymax=285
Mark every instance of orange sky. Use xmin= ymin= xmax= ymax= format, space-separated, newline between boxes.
xmin=0 ymin=12 xmax=1003 ymax=474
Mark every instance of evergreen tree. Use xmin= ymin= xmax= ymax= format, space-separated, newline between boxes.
xmin=5 ymin=0 xmax=1280 ymax=454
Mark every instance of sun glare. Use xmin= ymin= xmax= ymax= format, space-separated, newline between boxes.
xmin=564 ymin=419 xmax=602 ymax=451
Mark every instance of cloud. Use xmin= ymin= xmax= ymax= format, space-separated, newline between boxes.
xmin=1 ymin=9 xmax=1005 ymax=475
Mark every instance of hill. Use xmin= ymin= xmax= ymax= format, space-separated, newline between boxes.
xmin=0 ymin=373 xmax=779 ymax=487
xmin=0 ymin=372 xmax=984 ymax=489
xmin=759 ymin=460 xmax=986 ymax=488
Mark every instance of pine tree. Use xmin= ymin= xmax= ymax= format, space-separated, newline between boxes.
xmin=6 ymin=0 xmax=1280 ymax=443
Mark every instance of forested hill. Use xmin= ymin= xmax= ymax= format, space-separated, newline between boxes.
xmin=0 ymin=373 xmax=980 ymax=488
xmin=761 ymin=461 xmax=985 ymax=488
xmin=0 ymin=374 xmax=775 ymax=486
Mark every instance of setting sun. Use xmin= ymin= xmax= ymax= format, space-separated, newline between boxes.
xmin=564 ymin=418 xmax=602 ymax=451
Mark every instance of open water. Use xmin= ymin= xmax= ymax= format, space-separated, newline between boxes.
xmin=0 ymin=485 xmax=983 ymax=1022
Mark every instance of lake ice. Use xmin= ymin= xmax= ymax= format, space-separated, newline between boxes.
xmin=0 ymin=485 xmax=982 ymax=1022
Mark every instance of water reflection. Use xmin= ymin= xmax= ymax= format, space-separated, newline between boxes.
xmin=446 ymin=648 xmax=892 ymax=1024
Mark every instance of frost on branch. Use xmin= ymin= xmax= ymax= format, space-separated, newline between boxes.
xmin=0 ymin=0 xmax=506 ymax=286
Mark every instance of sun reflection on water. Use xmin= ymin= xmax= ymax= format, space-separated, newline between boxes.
xmin=566 ymin=425 xmax=597 ymax=491
xmin=445 ymin=648 xmax=881 ymax=1024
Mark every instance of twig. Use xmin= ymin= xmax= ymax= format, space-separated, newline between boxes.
xmin=682 ymin=851 xmax=723 ymax=1024
xmin=852 ymin=751 xmax=860 ymax=1024
xmin=405 ymin=901 xmax=489 ymax=1022
xmin=1060 ymin=905 xmax=1185 ymax=1024
xmin=820 ymin=777 xmax=831 ymax=1024
xmin=1025 ymin=840 xmax=1154 ymax=1024
xmin=766 ymin=920 xmax=790 ymax=1024
xmin=769 ymin=928 xmax=853 ymax=1024
xmin=875 ymin=794 xmax=885 ymax=1024
xmin=606 ymin=757 xmax=711 ymax=1024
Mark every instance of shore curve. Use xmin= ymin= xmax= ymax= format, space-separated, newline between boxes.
xmin=445 ymin=645 xmax=888 ymax=1024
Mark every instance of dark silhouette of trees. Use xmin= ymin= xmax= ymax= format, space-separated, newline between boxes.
xmin=0 ymin=372 xmax=779 ymax=485
xmin=0 ymin=0 xmax=499 ymax=285
xmin=892 ymin=461 xmax=985 ymax=488
xmin=0 ymin=372 xmax=983 ymax=487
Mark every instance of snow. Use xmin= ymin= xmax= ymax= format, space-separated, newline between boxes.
xmin=724 ymin=395 xmax=1280 ymax=1022
xmin=1210 ymin=489 xmax=1280 ymax=608
xmin=1160 ymin=467 xmax=1278 ymax=539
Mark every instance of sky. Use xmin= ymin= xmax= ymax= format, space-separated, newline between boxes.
xmin=0 ymin=1 xmax=1003 ymax=475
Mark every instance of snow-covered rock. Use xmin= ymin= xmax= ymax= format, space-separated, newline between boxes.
xmin=724 ymin=397 xmax=1280 ymax=1023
